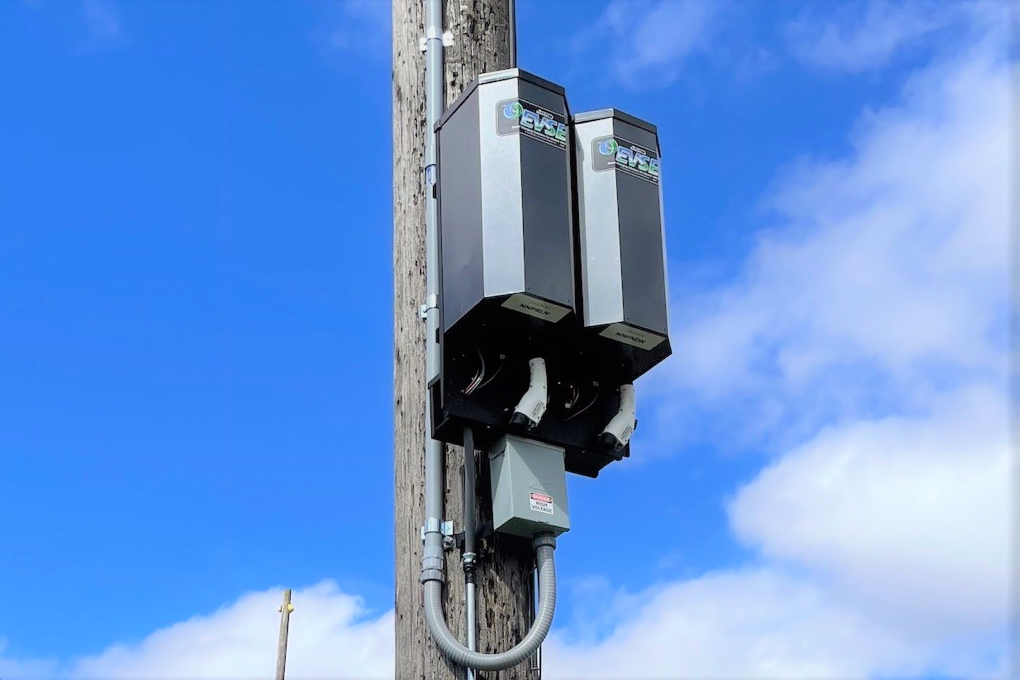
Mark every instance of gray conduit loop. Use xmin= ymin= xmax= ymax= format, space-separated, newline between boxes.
xmin=424 ymin=533 xmax=557 ymax=671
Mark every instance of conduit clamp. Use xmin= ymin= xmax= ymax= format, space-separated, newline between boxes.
xmin=419 ymin=27 xmax=454 ymax=52
xmin=420 ymin=293 xmax=438 ymax=320
xmin=420 ymin=517 xmax=454 ymax=542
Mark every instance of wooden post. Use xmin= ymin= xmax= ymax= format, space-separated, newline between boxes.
xmin=393 ymin=1 xmax=534 ymax=679
xmin=275 ymin=589 xmax=294 ymax=680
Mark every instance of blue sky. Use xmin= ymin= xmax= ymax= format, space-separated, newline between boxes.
xmin=0 ymin=1 xmax=1013 ymax=678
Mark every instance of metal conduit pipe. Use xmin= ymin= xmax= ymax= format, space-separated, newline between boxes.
xmin=466 ymin=582 xmax=477 ymax=679
xmin=425 ymin=533 xmax=558 ymax=671
xmin=419 ymin=0 xmax=447 ymax=595
xmin=420 ymin=0 xmax=559 ymax=671
xmin=463 ymin=427 xmax=477 ymax=561
xmin=463 ymin=426 xmax=478 ymax=680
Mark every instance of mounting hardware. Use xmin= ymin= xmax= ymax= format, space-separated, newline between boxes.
xmin=420 ymin=293 xmax=439 ymax=320
xmin=421 ymin=517 xmax=455 ymax=542
xmin=419 ymin=28 xmax=454 ymax=52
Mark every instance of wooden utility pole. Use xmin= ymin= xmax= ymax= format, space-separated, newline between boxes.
xmin=275 ymin=589 xmax=294 ymax=680
xmin=393 ymin=2 xmax=533 ymax=679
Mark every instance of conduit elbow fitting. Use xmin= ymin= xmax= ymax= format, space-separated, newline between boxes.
xmin=510 ymin=358 xmax=548 ymax=430
xmin=532 ymin=532 xmax=556 ymax=551
xmin=598 ymin=383 xmax=636 ymax=452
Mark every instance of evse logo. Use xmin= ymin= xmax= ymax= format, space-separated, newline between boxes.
xmin=497 ymin=99 xmax=568 ymax=150
xmin=593 ymin=135 xmax=660 ymax=184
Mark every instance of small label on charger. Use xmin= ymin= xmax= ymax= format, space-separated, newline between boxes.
xmin=592 ymin=135 xmax=661 ymax=185
xmin=496 ymin=99 xmax=568 ymax=150
xmin=502 ymin=294 xmax=570 ymax=323
xmin=599 ymin=323 xmax=666 ymax=350
xmin=530 ymin=492 xmax=554 ymax=515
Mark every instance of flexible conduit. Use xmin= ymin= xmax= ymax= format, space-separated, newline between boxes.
xmin=424 ymin=534 xmax=557 ymax=671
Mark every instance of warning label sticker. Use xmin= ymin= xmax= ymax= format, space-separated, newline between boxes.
xmin=529 ymin=492 xmax=554 ymax=515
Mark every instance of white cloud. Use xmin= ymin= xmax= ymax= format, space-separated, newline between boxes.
xmin=786 ymin=0 xmax=1007 ymax=72
xmin=0 ymin=640 xmax=59 ymax=680
xmin=546 ymin=569 xmax=938 ymax=679
xmin=654 ymin=30 xmax=1011 ymax=442
xmin=573 ymin=0 xmax=718 ymax=87
xmin=543 ymin=381 xmax=1010 ymax=678
xmin=627 ymin=10 xmax=1013 ymax=678
xmin=544 ymin=398 xmax=1009 ymax=679
xmin=67 ymin=581 xmax=392 ymax=679
xmin=730 ymin=383 xmax=1011 ymax=645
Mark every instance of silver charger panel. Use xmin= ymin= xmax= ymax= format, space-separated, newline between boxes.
xmin=572 ymin=109 xmax=671 ymax=381
xmin=489 ymin=435 xmax=570 ymax=538
xmin=435 ymin=69 xmax=576 ymax=337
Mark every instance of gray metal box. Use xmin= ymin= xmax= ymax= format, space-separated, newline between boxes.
xmin=435 ymin=69 xmax=576 ymax=341
xmin=489 ymin=434 xmax=570 ymax=538
xmin=572 ymin=109 xmax=672 ymax=382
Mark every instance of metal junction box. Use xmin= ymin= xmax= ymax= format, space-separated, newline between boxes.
xmin=431 ymin=69 xmax=577 ymax=447
xmin=571 ymin=109 xmax=671 ymax=383
xmin=489 ymin=435 xmax=570 ymax=538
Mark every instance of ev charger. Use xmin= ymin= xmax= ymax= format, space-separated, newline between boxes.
xmin=431 ymin=69 xmax=577 ymax=447
xmin=428 ymin=82 xmax=672 ymax=479
xmin=435 ymin=68 xmax=575 ymax=342
xmin=571 ymin=109 xmax=671 ymax=383
xmin=489 ymin=434 xmax=570 ymax=538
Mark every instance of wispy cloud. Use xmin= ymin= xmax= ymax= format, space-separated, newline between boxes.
xmin=0 ymin=639 xmax=59 ymax=680
xmin=81 ymin=0 xmax=122 ymax=44
xmin=785 ymin=0 xmax=1006 ymax=72
xmin=572 ymin=0 xmax=719 ymax=88
xmin=648 ymin=22 xmax=1011 ymax=452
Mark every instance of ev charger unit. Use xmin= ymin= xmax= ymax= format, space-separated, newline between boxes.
xmin=489 ymin=434 xmax=570 ymax=538
xmin=435 ymin=68 xmax=574 ymax=340
xmin=431 ymin=69 xmax=576 ymax=448
xmin=415 ymin=7 xmax=678 ymax=673
xmin=571 ymin=109 xmax=671 ymax=383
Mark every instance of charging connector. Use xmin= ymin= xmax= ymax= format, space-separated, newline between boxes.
xmin=510 ymin=358 xmax=548 ymax=429
xmin=598 ymin=383 xmax=636 ymax=452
